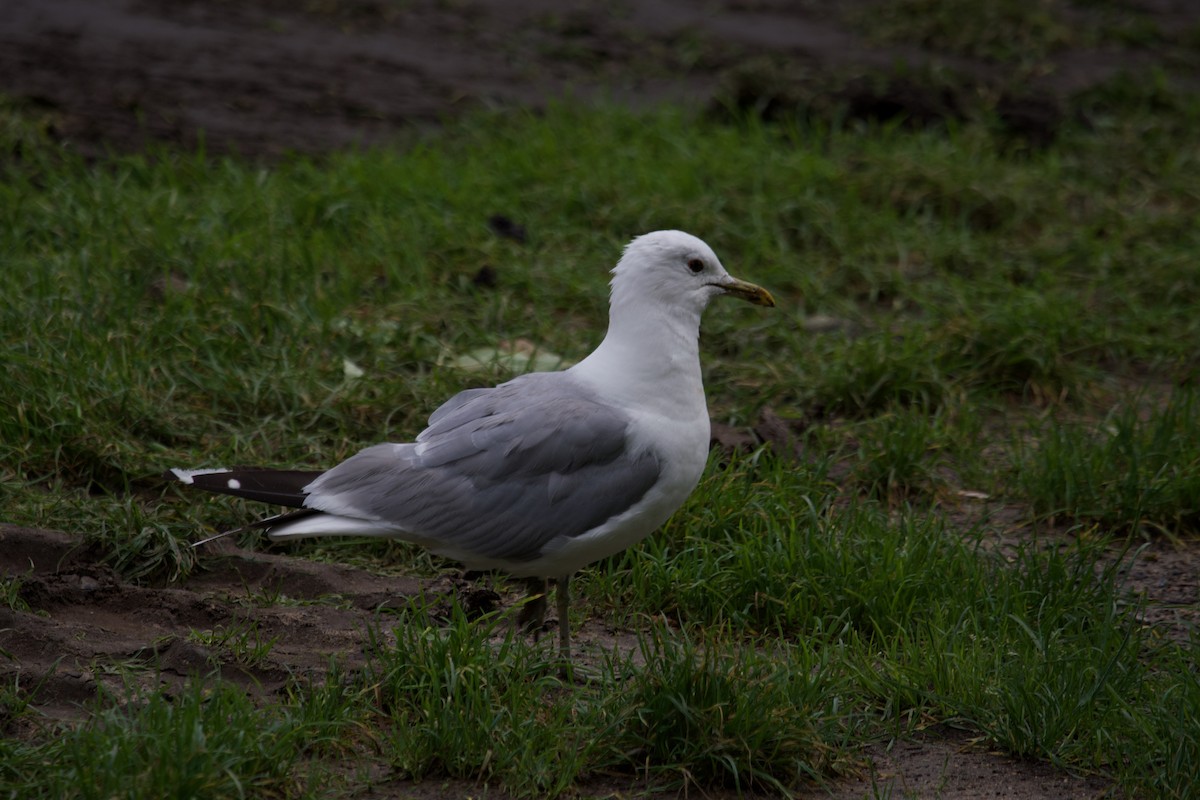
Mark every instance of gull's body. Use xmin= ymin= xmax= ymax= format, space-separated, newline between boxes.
xmin=170 ymin=230 xmax=774 ymax=661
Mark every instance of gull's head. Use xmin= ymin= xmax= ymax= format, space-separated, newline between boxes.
xmin=609 ymin=231 xmax=775 ymax=318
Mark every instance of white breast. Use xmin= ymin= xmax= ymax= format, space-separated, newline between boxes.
xmin=516 ymin=408 xmax=710 ymax=578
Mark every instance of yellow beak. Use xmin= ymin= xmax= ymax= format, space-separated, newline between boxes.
xmin=719 ymin=278 xmax=776 ymax=307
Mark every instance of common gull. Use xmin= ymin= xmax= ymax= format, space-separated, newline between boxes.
xmin=169 ymin=230 xmax=775 ymax=661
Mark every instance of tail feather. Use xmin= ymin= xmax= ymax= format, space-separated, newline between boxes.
xmin=167 ymin=466 xmax=382 ymax=548
xmin=266 ymin=512 xmax=401 ymax=540
xmin=166 ymin=467 xmax=322 ymax=507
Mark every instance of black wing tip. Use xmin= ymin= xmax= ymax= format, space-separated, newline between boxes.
xmin=165 ymin=466 xmax=319 ymax=508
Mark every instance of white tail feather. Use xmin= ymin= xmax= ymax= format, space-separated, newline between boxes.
xmin=266 ymin=514 xmax=401 ymax=540
xmin=170 ymin=467 xmax=231 ymax=485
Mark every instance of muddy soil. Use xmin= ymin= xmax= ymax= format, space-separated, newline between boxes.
xmin=5 ymin=0 xmax=1197 ymax=158
xmin=3 ymin=1 xmax=1198 ymax=797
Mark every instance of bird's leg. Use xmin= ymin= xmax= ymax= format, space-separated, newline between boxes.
xmin=516 ymin=576 xmax=548 ymax=637
xmin=556 ymin=573 xmax=571 ymax=665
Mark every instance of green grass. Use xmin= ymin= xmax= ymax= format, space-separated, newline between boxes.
xmin=2 ymin=681 xmax=343 ymax=799
xmin=0 ymin=572 xmax=30 ymax=613
xmin=364 ymin=603 xmax=587 ymax=795
xmin=3 ymin=62 xmax=1200 ymax=797
xmin=600 ymin=624 xmax=854 ymax=792
xmin=187 ymin=619 xmax=281 ymax=668
xmin=1018 ymin=390 xmax=1200 ymax=537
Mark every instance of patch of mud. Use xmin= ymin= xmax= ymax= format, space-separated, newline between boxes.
xmin=815 ymin=727 xmax=1110 ymax=800
xmin=1111 ymin=537 xmax=1200 ymax=642
xmin=1 ymin=525 xmax=414 ymax=721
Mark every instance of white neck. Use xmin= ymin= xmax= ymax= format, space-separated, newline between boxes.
xmin=569 ymin=297 xmax=708 ymax=420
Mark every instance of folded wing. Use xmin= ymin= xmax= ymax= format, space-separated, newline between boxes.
xmin=279 ymin=372 xmax=662 ymax=564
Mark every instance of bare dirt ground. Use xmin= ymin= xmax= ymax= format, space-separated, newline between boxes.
xmin=7 ymin=0 xmax=1196 ymax=159
xmin=3 ymin=1 xmax=1198 ymax=797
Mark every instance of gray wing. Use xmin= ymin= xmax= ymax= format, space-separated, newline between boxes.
xmin=301 ymin=372 xmax=662 ymax=562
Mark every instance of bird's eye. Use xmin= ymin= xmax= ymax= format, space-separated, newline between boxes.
xmin=687 ymin=258 xmax=704 ymax=274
